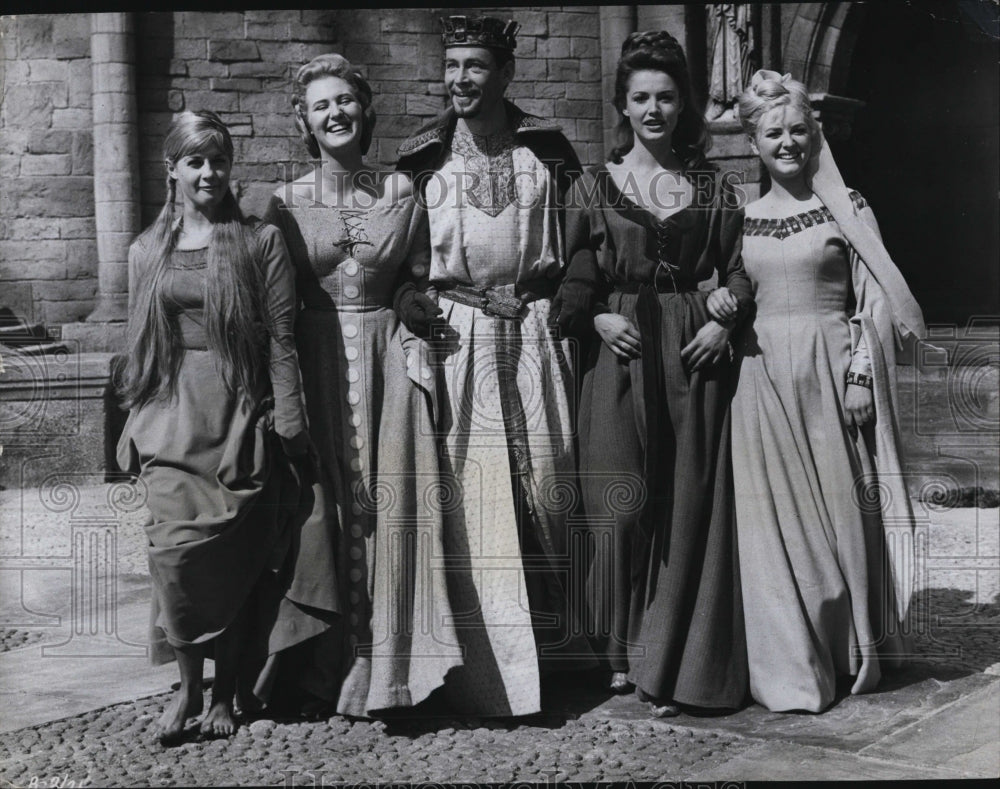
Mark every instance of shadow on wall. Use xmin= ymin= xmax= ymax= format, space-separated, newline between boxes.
xmin=833 ymin=0 xmax=1000 ymax=324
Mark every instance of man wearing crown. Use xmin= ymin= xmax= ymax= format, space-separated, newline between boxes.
xmin=395 ymin=15 xmax=594 ymax=716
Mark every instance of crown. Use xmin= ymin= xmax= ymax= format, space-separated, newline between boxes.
xmin=440 ymin=16 xmax=520 ymax=53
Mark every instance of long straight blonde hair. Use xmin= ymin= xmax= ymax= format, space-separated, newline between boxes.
xmin=119 ymin=111 xmax=269 ymax=409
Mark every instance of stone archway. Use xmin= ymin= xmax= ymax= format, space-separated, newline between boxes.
xmin=780 ymin=2 xmax=869 ymax=141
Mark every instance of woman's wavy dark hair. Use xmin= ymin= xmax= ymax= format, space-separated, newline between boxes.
xmin=610 ymin=30 xmax=711 ymax=166
xmin=118 ymin=111 xmax=269 ymax=409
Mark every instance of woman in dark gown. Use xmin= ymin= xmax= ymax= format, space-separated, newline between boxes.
xmin=116 ymin=111 xmax=310 ymax=743
xmin=552 ymin=31 xmax=751 ymax=715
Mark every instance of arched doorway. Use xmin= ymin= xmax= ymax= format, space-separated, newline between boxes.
xmin=829 ymin=0 xmax=999 ymax=324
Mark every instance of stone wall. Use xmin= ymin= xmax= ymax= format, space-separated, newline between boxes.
xmin=133 ymin=7 xmax=605 ymax=221
xmin=0 ymin=14 xmax=97 ymax=326
xmin=1 ymin=8 xmax=605 ymax=324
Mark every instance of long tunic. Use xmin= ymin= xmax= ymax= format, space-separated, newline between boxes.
xmin=732 ymin=191 xmax=910 ymax=712
xmin=116 ymin=225 xmax=307 ymax=667
xmin=265 ymin=178 xmax=463 ymax=717
xmin=561 ymin=165 xmax=751 ymax=708
xmin=423 ymin=127 xmax=594 ymax=717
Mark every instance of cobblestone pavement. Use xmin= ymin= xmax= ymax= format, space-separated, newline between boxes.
xmin=0 ymin=685 xmax=751 ymax=787
xmin=911 ymin=588 xmax=1000 ymax=673
xmin=0 ymin=630 xmax=45 ymax=654
xmin=1 ymin=486 xmax=996 ymax=785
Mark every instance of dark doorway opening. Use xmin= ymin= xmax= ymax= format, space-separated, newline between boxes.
xmin=832 ymin=0 xmax=999 ymax=325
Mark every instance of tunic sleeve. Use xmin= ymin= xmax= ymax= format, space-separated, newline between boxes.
xmin=716 ymin=177 xmax=754 ymax=323
xmin=847 ymin=193 xmax=896 ymax=377
xmin=262 ymin=192 xmax=282 ymax=228
xmin=556 ymin=175 xmax=612 ymax=334
xmin=257 ymin=223 xmax=306 ymax=440
xmin=400 ymin=201 xmax=435 ymax=298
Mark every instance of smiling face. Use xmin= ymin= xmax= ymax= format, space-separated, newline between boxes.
xmin=753 ymin=105 xmax=814 ymax=185
xmin=303 ymin=75 xmax=365 ymax=156
xmin=167 ymin=144 xmax=231 ymax=215
xmin=623 ymin=69 xmax=684 ymax=149
xmin=443 ymin=46 xmax=513 ymax=119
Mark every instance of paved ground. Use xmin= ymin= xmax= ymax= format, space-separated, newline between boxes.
xmin=0 ymin=483 xmax=997 ymax=785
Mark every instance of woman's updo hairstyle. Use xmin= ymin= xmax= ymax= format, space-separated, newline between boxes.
xmin=737 ymin=70 xmax=821 ymax=155
xmin=291 ymin=53 xmax=376 ymax=157
xmin=610 ymin=30 xmax=710 ymax=166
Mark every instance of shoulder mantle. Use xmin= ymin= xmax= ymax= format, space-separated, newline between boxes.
xmin=396 ymin=101 xmax=566 ymax=159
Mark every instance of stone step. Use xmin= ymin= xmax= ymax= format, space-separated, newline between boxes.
xmin=0 ymin=340 xmax=70 ymax=356
xmin=0 ymin=322 xmax=50 ymax=341
xmin=0 ymin=308 xmax=66 ymax=355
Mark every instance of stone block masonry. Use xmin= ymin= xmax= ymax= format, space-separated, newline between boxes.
xmin=2 ymin=8 xmax=605 ymax=330
xmin=1 ymin=14 xmax=97 ymax=326
xmin=134 ymin=7 xmax=605 ymax=220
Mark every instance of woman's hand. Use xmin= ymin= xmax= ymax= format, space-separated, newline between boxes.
xmin=681 ymin=321 xmax=732 ymax=372
xmin=706 ymin=287 xmax=739 ymax=323
xmin=594 ymin=313 xmax=641 ymax=360
xmin=845 ymin=383 xmax=875 ymax=429
xmin=280 ymin=430 xmax=310 ymax=458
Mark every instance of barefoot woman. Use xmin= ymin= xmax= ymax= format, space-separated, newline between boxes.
xmin=117 ymin=111 xmax=309 ymax=742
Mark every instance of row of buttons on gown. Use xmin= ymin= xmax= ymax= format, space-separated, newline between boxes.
xmin=340 ymin=259 xmax=366 ymax=649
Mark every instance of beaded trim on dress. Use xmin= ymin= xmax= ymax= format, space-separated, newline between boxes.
xmin=744 ymin=191 xmax=868 ymax=239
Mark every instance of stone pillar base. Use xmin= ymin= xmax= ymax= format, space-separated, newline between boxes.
xmin=85 ymin=294 xmax=129 ymax=324
xmin=0 ymin=351 xmax=122 ymax=490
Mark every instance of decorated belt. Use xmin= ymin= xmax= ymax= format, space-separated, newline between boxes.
xmin=436 ymin=280 xmax=557 ymax=320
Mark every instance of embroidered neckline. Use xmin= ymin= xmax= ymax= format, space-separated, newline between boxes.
xmin=451 ymin=128 xmax=518 ymax=218
xmin=744 ymin=191 xmax=868 ymax=239
xmin=169 ymin=247 xmax=208 ymax=269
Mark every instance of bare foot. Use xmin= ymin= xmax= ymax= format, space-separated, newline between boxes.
xmin=200 ymin=699 xmax=238 ymax=738
xmin=609 ymin=672 xmax=633 ymax=693
xmin=153 ymin=689 xmax=203 ymax=745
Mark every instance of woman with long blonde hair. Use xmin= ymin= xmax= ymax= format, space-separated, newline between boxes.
xmin=117 ymin=111 xmax=311 ymax=743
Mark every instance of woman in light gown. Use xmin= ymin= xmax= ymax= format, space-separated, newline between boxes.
xmin=708 ymin=70 xmax=926 ymax=712
xmin=116 ymin=111 xmax=310 ymax=743
xmin=261 ymin=54 xmax=462 ymax=718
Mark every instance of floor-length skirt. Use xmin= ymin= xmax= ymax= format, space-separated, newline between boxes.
xmin=288 ymin=305 xmax=462 ymax=717
xmin=732 ymin=311 xmax=907 ymax=712
xmin=430 ymin=297 xmax=595 ymax=717
xmin=579 ymin=289 xmax=748 ymax=709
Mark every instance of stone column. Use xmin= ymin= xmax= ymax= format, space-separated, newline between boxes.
xmin=599 ymin=5 xmax=636 ymax=155
xmin=86 ymin=13 xmax=140 ymax=325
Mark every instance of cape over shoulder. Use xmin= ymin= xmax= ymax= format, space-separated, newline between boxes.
xmin=395 ymin=100 xmax=571 ymax=167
